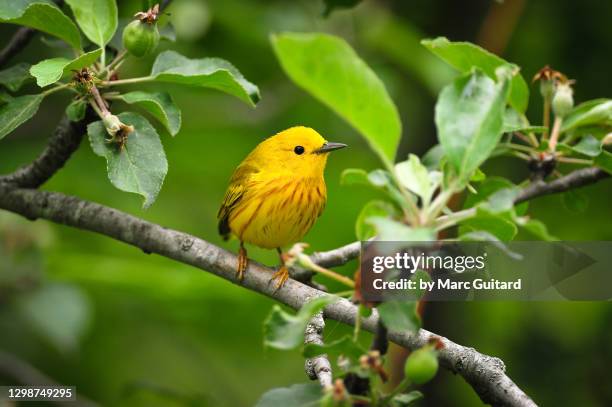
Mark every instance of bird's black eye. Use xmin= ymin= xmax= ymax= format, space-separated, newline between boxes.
xmin=294 ymin=145 xmax=305 ymax=155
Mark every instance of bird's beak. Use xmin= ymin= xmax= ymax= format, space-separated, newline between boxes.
xmin=315 ymin=142 xmax=348 ymax=154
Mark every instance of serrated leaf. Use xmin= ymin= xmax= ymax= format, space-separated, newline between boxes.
xmin=116 ymin=91 xmax=181 ymax=136
xmin=0 ymin=63 xmax=32 ymax=92
xmin=65 ymin=98 xmax=86 ymax=122
xmin=254 ymin=383 xmax=322 ymax=407
xmin=422 ymin=37 xmax=528 ymax=112
xmin=562 ymin=99 xmax=612 ymax=132
xmin=355 ymin=200 xmax=396 ymax=240
xmin=272 ymin=32 xmax=401 ymax=167
xmin=377 ymin=300 xmax=420 ymax=333
xmin=0 ymin=94 xmax=44 ymax=140
xmin=65 ymin=0 xmax=117 ymax=48
xmin=88 ymin=112 xmax=168 ymax=208
xmin=302 ymin=335 xmax=365 ymax=360
xmin=30 ymin=49 xmax=102 ymax=87
xmin=367 ymin=217 xmax=435 ymax=241
xmin=263 ymin=296 xmax=336 ymax=350
xmin=435 ymin=69 xmax=510 ymax=181
xmin=0 ymin=0 xmax=81 ymax=49
xmin=151 ymin=50 xmax=259 ymax=106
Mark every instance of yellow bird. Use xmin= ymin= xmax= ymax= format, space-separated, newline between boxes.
xmin=218 ymin=126 xmax=347 ymax=288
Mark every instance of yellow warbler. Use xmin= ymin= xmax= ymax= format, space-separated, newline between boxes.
xmin=218 ymin=126 xmax=347 ymax=288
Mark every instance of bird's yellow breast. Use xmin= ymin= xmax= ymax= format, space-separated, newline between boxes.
xmin=228 ymin=174 xmax=326 ymax=249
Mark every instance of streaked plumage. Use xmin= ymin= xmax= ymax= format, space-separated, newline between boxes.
xmin=218 ymin=126 xmax=346 ymax=287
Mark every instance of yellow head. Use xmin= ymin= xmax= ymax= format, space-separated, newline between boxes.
xmin=250 ymin=126 xmax=347 ymax=177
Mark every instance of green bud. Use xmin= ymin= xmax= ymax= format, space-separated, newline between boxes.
xmin=102 ymin=113 xmax=122 ymax=136
xmin=552 ymin=83 xmax=574 ymax=118
xmin=122 ymin=20 xmax=160 ymax=57
xmin=404 ymin=347 xmax=438 ymax=385
xmin=539 ymin=79 xmax=554 ymax=99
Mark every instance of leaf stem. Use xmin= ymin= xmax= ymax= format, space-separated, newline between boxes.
xmin=434 ymin=207 xmax=476 ymax=231
xmin=304 ymin=261 xmax=355 ymax=288
xmin=542 ymin=97 xmax=551 ymax=140
xmin=548 ymin=116 xmax=563 ymax=152
xmin=556 ymin=157 xmax=593 ymax=165
xmin=103 ymin=76 xmax=155 ymax=86
xmin=383 ymin=377 xmax=412 ymax=403
xmin=41 ymin=83 xmax=70 ymax=97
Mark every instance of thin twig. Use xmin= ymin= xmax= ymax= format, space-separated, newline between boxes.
xmin=0 ymin=27 xmax=36 ymax=68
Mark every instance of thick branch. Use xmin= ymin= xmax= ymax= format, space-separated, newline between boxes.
xmin=516 ymin=167 xmax=608 ymax=204
xmin=0 ymin=27 xmax=36 ymax=68
xmin=0 ymin=187 xmax=536 ymax=407
xmin=304 ymin=312 xmax=333 ymax=388
xmin=0 ymin=113 xmax=93 ymax=188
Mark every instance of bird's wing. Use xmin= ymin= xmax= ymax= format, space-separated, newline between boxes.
xmin=217 ymin=162 xmax=259 ymax=240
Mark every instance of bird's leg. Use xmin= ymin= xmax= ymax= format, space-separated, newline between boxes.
xmin=237 ymin=241 xmax=248 ymax=282
xmin=270 ymin=247 xmax=290 ymax=289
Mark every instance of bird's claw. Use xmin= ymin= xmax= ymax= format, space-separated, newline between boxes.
xmin=237 ymin=245 xmax=248 ymax=282
xmin=270 ymin=266 xmax=289 ymax=290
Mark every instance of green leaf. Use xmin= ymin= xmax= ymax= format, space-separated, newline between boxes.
xmin=377 ymin=300 xmax=420 ymax=333
xmin=254 ymin=383 xmax=322 ymax=407
xmin=459 ymin=230 xmax=522 ymax=258
xmin=0 ymin=63 xmax=32 ymax=92
xmin=422 ymin=37 xmax=528 ymax=112
xmin=87 ymin=112 xmax=168 ymax=208
xmin=0 ymin=94 xmax=44 ymax=140
xmin=151 ymin=50 xmax=259 ymax=106
xmin=16 ymin=283 xmax=91 ymax=353
xmin=515 ymin=218 xmax=558 ymax=241
xmin=562 ymin=99 xmax=612 ymax=132
xmin=435 ymin=69 xmax=510 ymax=180
xmin=30 ymin=49 xmax=102 ymax=87
xmin=65 ymin=0 xmax=117 ymax=48
xmin=459 ymin=208 xmax=517 ymax=241
xmin=367 ymin=217 xmax=435 ymax=241
xmin=65 ymin=98 xmax=86 ymax=122
xmin=594 ymin=151 xmax=612 ymax=175
xmin=303 ymin=335 xmax=365 ymax=360
xmin=463 ymin=177 xmax=527 ymax=215
xmin=0 ymin=0 xmax=81 ymax=49
xmin=558 ymin=135 xmax=602 ymax=157
xmin=503 ymin=107 xmax=546 ymax=133
xmin=393 ymin=391 xmax=424 ymax=406
xmin=482 ymin=187 xmax=519 ymax=214
xmin=263 ymin=296 xmax=336 ymax=350
xmin=340 ymin=168 xmax=369 ymax=186
xmin=561 ymin=189 xmax=589 ymax=213
xmin=116 ymin=91 xmax=181 ymax=136
xmin=355 ymin=200 xmax=396 ymax=240
xmin=272 ymin=32 xmax=401 ymax=167
xmin=395 ymin=154 xmax=439 ymax=205
xmin=421 ymin=144 xmax=445 ymax=170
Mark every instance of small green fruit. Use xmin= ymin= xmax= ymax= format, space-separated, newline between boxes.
xmin=552 ymin=83 xmax=574 ymax=118
xmin=122 ymin=20 xmax=159 ymax=57
xmin=404 ymin=348 xmax=438 ymax=385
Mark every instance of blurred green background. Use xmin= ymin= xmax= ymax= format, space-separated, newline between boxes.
xmin=1 ymin=0 xmax=611 ymax=406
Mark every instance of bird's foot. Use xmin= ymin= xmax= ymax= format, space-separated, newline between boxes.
xmin=270 ymin=265 xmax=289 ymax=290
xmin=237 ymin=244 xmax=248 ymax=282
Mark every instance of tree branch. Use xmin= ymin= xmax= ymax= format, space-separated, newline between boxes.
xmin=0 ymin=27 xmax=36 ymax=68
xmin=304 ymin=312 xmax=333 ymax=389
xmin=0 ymin=113 xmax=93 ymax=188
xmin=516 ymin=167 xmax=608 ymax=204
xmin=0 ymin=187 xmax=536 ymax=406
